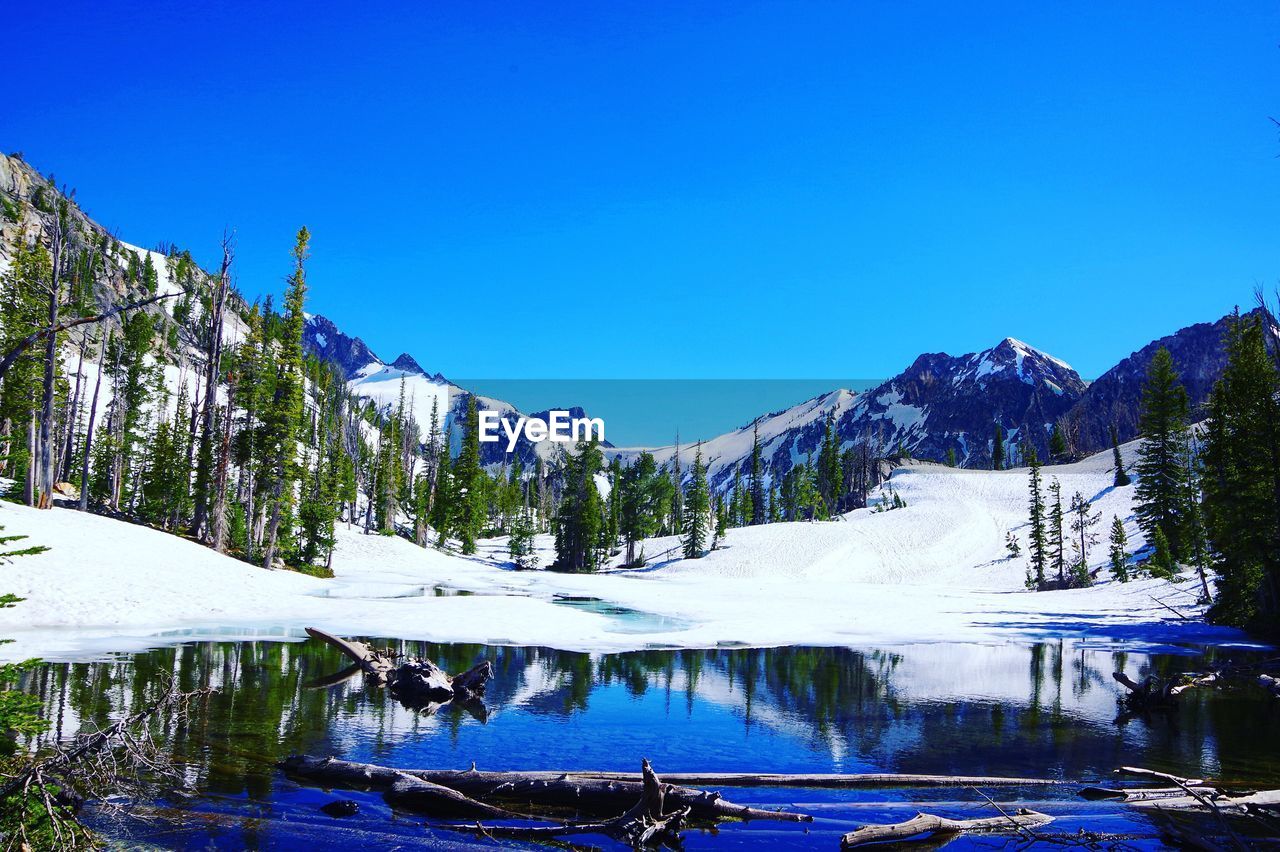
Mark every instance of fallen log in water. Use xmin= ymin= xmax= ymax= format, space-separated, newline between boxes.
xmin=1129 ymin=788 xmax=1280 ymax=814
xmin=840 ymin=809 xmax=1053 ymax=848
xmin=1080 ymin=785 xmax=1216 ymax=802
xmin=304 ymin=627 xmax=492 ymax=708
xmin=1113 ymin=671 xmax=1179 ymax=712
xmin=554 ymin=770 xmax=1065 ymax=788
xmin=280 ymin=755 xmax=813 ymax=822
xmin=460 ymin=759 xmax=692 ymax=848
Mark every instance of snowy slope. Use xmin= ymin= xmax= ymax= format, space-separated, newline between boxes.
xmin=0 ymin=443 xmax=1248 ymax=661
xmin=607 ymin=337 xmax=1086 ymax=494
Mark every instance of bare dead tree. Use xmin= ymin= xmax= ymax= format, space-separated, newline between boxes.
xmin=191 ymin=233 xmax=233 ymax=542
xmin=0 ymin=680 xmax=214 ymax=851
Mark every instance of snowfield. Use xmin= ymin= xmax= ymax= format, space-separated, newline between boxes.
xmin=0 ymin=444 xmax=1252 ymax=662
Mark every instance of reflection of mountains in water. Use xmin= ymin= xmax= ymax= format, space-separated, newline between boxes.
xmin=19 ymin=639 xmax=1280 ymax=792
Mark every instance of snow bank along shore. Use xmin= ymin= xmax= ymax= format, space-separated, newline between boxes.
xmin=0 ymin=446 xmax=1252 ymax=661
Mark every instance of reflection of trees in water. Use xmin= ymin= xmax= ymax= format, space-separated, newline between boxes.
xmin=19 ymin=638 xmax=1280 ymax=799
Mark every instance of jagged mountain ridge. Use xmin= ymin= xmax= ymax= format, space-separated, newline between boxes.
xmin=1063 ymin=307 xmax=1277 ymax=452
xmin=302 ymin=313 xmax=610 ymax=469
xmin=606 ymin=337 xmax=1086 ymax=492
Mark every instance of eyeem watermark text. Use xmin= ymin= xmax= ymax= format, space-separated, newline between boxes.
xmin=478 ymin=410 xmax=606 ymax=452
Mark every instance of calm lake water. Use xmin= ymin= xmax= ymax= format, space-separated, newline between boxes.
xmin=19 ymin=637 xmax=1280 ymax=849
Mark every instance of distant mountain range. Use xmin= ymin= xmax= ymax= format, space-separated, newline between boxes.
xmin=6 ymin=150 xmax=1265 ymax=491
xmin=304 ymin=306 xmax=1276 ymax=490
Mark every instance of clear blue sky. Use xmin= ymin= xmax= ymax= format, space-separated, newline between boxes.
xmin=5 ymin=1 xmax=1277 ymax=380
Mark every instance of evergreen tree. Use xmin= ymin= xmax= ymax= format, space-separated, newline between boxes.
xmin=552 ymin=440 xmax=605 ymax=572
xmin=946 ymin=447 xmax=958 ymax=468
xmin=1202 ymin=313 xmax=1280 ymax=627
xmin=816 ymin=412 xmax=842 ymax=515
xmin=1134 ymin=346 xmax=1190 ymax=560
xmin=1048 ymin=477 xmax=1065 ymax=585
xmin=259 ymin=227 xmax=310 ymax=570
xmin=453 ymin=395 xmax=485 ymax=554
xmin=1108 ymin=515 xmax=1129 ymax=582
xmin=508 ymin=501 xmax=537 ymax=569
xmin=1110 ymin=424 xmax=1131 ymax=486
xmin=1026 ymin=448 xmax=1047 ymax=589
xmin=992 ymin=422 xmax=1005 ymax=471
xmin=1148 ymin=527 xmax=1176 ymax=578
xmin=682 ymin=443 xmax=711 ymax=558
xmin=1048 ymin=422 xmax=1068 ymax=461
xmin=1068 ymin=490 xmax=1099 ymax=587
xmin=0 ymin=241 xmax=50 ymax=502
xmin=619 ymin=451 xmax=662 ymax=566
xmin=431 ymin=445 xmax=455 ymax=548
xmin=749 ymin=422 xmax=765 ymax=525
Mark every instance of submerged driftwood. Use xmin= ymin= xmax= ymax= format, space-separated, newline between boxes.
xmin=841 ymin=809 xmax=1053 ymax=848
xmin=304 ymin=627 xmax=492 ymax=708
xmin=280 ymin=754 xmax=813 ymax=823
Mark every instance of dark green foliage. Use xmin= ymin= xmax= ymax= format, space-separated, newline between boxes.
xmin=816 ymin=413 xmax=842 ymax=515
xmin=1133 ymin=346 xmax=1190 ymax=560
xmin=749 ymin=422 xmax=765 ymax=525
xmin=1068 ymin=490 xmax=1098 ymax=587
xmin=1108 ymin=515 xmax=1129 ymax=582
xmin=1148 ymin=527 xmax=1176 ymax=578
xmin=992 ymin=423 xmax=1004 ymax=470
xmin=619 ymin=451 xmax=663 ymax=566
xmin=1048 ymin=478 xmax=1065 ymax=585
xmin=453 ymin=396 xmax=485 ymax=554
xmin=682 ymin=443 xmax=710 ymax=558
xmin=1049 ymin=423 xmax=1068 ymax=461
xmin=1110 ymin=424 xmax=1131 ymax=487
xmin=1203 ymin=313 xmax=1280 ymax=629
xmin=552 ymin=440 xmax=605 ymax=572
xmin=1025 ymin=448 xmax=1047 ymax=589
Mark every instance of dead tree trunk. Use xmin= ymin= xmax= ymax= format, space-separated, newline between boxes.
xmin=304 ymin=628 xmax=493 ymax=707
xmin=841 ymin=809 xmax=1053 ymax=848
xmin=192 ymin=237 xmax=232 ymax=542
xmin=280 ymin=754 xmax=813 ymax=823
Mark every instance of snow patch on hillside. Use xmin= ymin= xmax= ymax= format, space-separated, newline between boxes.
xmin=0 ymin=445 xmax=1251 ymax=662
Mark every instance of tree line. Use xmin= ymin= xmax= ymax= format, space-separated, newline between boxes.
xmin=1018 ymin=306 xmax=1280 ymax=636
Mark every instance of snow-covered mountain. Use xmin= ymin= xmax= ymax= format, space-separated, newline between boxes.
xmin=1064 ymin=307 xmax=1279 ymax=452
xmin=302 ymin=313 xmax=610 ymax=468
xmin=609 ymin=337 xmax=1086 ymax=491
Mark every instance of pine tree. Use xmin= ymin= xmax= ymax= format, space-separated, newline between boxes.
xmin=260 ymin=227 xmax=310 ymax=570
xmin=508 ymin=499 xmax=537 ymax=569
xmin=1048 ymin=422 xmax=1068 ymax=461
xmin=552 ymin=440 xmax=605 ymax=572
xmin=946 ymin=447 xmax=958 ymax=468
xmin=682 ymin=442 xmax=710 ymax=558
xmin=1148 ymin=527 xmax=1176 ymax=578
xmin=431 ymin=445 xmax=455 ymax=548
xmin=1068 ymin=490 xmax=1099 ymax=587
xmin=1048 ymin=477 xmax=1065 ymax=585
xmin=620 ymin=451 xmax=661 ymax=566
xmin=1202 ymin=312 xmax=1280 ymax=627
xmin=1110 ymin=424 xmax=1131 ymax=487
xmin=1026 ymin=448 xmax=1047 ymax=589
xmin=453 ymin=395 xmax=485 ymax=554
xmin=816 ymin=412 xmax=842 ymax=515
xmin=1134 ymin=346 xmax=1190 ymax=560
xmin=1005 ymin=530 xmax=1021 ymax=559
xmin=0 ymin=240 xmax=49 ymax=502
xmin=1108 ymin=515 xmax=1129 ymax=582
xmin=749 ymin=421 xmax=765 ymax=525
xmin=992 ymin=422 xmax=1005 ymax=471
